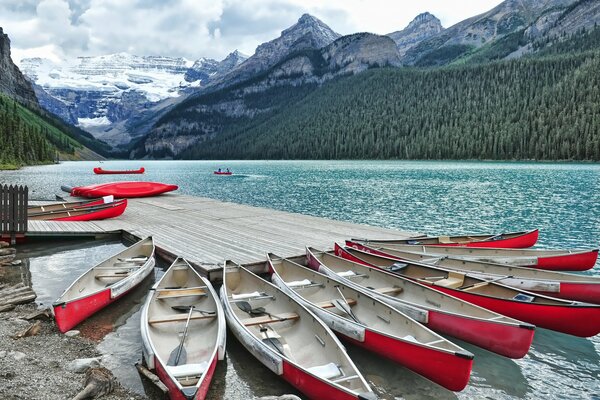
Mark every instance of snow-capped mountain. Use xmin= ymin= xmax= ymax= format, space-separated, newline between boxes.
xmin=20 ymin=52 xmax=243 ymax=143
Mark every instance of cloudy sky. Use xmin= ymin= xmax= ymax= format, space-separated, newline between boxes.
xmin=0 ymin=0 xmax=503 ymax=65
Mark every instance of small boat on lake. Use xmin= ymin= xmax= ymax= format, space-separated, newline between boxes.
xmin=268 ymin=254 xmax=474 ymax=391
xmin=53 ymin=237 xmax=155 ymax=333
xmin=305 ymin=247 xmax=534 ymax=359
xmin=93 ymin=167 xmax=145 ymax=175
xmin=63 ymin=181 xmax=178 ymax=198
xmin=355 ymin=229 xmax=539 ymax=248
xmin=346 ymin=241 xmax=600 ymax=304
xmin=28 ymin=198 xmax=127 ymax=221
xmin=141 ymin=258 xmax=225 ymax=400
xmin=220 ymin=262 xmax=376 ymax=400
xmin=351 ymin=241 xmax=598 ymax=271
xmin=213 ymin=169 xmax=232 ymax=175
xmin=336 ymin=244 xmax=600 ymax=337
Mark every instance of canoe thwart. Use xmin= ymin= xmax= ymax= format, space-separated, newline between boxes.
xmin=373 ymin=286 xmax=403 ymax=295
xmin=149 ymin=313 xmax=217 ymax=325
xmin=317 ymin=298 xmax=357 ymax=309
xmin=157 ymin=287 xmax=207 ymax=299
xmin=241 ymin=312 xmax=300 ymax=327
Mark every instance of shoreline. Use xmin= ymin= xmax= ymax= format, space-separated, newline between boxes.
xmin=0 ymin=303 xmax=145 ymax=400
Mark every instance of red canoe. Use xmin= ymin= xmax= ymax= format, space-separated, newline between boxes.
xmin=336 ymin=244 xmax=600 ymax=338
xmin=351 ymin=241 xmax=598 ymax=272
xmin=28 ymin=199 xmax=127 ymax=221
xmin=355 ymin=229 xmax=539 ymax=249
xmin=93 ymin=167 xmax=145 ymax=175
xmin=213 ymin=171 xmax=232 ymax=175
xmin=347 ymin=241 xmax=600 ymax=304
xmin=269 ymin=254 xmax=474 ymax=392
xmin=305 ymin=247 xmax=534 ymax=359
xmin=53 ymin=237 xmax=155 ymax=333
xmin=66 ymin=181 xmax=178 ymax=198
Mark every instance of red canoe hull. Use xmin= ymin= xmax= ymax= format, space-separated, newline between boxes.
xmin=72 ymin=182 xmax=178 ymax=198
xmin=282 ymin=360 xmax=364 ymax=400
xmin=426 ymin=309 xmax=534 ymax=359
xmin=53 ymin=288 xmax=114 ymax=333
xmin=336 ymin=244 xmax=600 ymax=337
xmin=536 ymin=249 xmax=598 ymax=271
xmin=154 ymin=354 xmax=218 ymax=400
xmin=93 ymin=167 xmax=145 ymax=175
xmin=213 ymin=172 xmax=232 ymax=175
xmin=533 ymin=282 xmax=600 ymax=304
xmin=427 ymin=286 xmax=600 ymax=337
xmin=339 ymin=329 xmax=472 ymax=392
xmin=428 ymin=229 xmax=539 ymax=249
xmin=51 ymin=200 xmax=127 ymax=221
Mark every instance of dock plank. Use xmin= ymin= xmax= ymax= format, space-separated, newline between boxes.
xmin=28 ymin=194 xmax=416 ymax=277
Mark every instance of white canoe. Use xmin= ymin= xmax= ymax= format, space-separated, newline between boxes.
xmin=220 ymin=261 xmax=376 ymax=400
xmin=53 ymin=237 xmax=155 ymax=333
xmin=141 ymin=258 xmax=226 ymax=400
xmin=268 ymin=254 xmax=473 ymax=392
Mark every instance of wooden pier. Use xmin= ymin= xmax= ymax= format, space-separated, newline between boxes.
xmin=27 ymin=194 xmax=416 ymax=280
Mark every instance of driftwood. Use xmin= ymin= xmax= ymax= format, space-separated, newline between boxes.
xmin=0 ymin=241 xmax=8 ymax=248
xmin=12 ymin=321 xmax=42 ymax=339
xmin=24 ymin=308 xmax=52 ymax=321
xmin=0 ymin=248 xmax=16 ymax=256
xmin=135 ymin=362 xmax=169 ymax=394
xmin=0 ymin=254 xmax=16 ymax=264
xmin=0 ymin=283 xmax=37 ymax=306
xmin=0 ymin=304 xmax=15 ymax=312
xmin=72 ymin=367 xmax=115 ymax=400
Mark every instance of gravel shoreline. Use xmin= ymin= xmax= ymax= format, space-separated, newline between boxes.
xmin=0 ymin=303 xmax=146 ymax=400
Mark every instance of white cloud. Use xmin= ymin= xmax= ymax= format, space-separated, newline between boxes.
xmin=0 ymin=0 xmax=503 ymax=65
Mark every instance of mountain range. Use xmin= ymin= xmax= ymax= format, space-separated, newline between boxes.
xmin=7 ymin=0 xmax=600 ymax=162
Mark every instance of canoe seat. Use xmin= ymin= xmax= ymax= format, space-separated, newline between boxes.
xmin=462 ymin=282 xmax=489 ymax=292
xmin=307 ymin=362 xmax=342 ymax=380
xmin=241 ymin=312 xmax=300 ymax=327
xmin=95 ymin=273 xmax=130 ymax=279
xmin=157 ymin=287 xmax=207 ymax=300
xmin=438 ymin=235 xmax=453 ymax=244
xmin=317 ymin=298 xmax=357 ymax=309
xmin=167 ymin=361 xmax=208 ymax=378
xmin=433 ymin=272 xmax=464 ymax=289
xmin=332 ymin=374 xmax=361 ymax=384
xmin=149 ymin=314 xmax=216 ymax=324
xmin=374 ymin=286 xmax=403 ymax=295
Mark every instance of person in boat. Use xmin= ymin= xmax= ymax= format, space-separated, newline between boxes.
xmin=226 ymin=168 xmax=230 ymax=173
xmin=218 ymin=168 xmax=222 ymax=172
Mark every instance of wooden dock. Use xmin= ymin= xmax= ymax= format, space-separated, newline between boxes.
xmin=27 ymin=194 xmax=416 ymax=280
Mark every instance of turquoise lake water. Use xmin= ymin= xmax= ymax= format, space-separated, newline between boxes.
xmin=2 ymin=160 xmax=600 ymax=399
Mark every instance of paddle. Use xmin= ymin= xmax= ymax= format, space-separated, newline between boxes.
xmin=260 ymin=326 xmax=286 ymax=355
xmin=167 ymin=306 xmax=194 ymax=366
xmin=458 ymin=275 xmax=513 ymax=290
xmin=171 ymin=305 xmax=215 ymax=315
xmin=333 ymin=285 xmax=361 ymax=324
xmin=236 ymin=301 xmax=283 ymax=320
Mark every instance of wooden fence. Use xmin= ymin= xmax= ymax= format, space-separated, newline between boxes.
xmin=0 ymin=185 xmax=28 ymax=243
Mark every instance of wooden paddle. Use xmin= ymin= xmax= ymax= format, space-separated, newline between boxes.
xmin=167 ymin=306 xmax=194 ymax=366
xmin=333 ymin=285 xmax=361 ymax=324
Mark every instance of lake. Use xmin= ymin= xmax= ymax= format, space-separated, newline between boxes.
xmin=2 ymin=160 xmax=600 ymax=399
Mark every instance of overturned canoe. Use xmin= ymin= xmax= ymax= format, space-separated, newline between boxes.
xmin=53 ymin=237 xmax=155 ymax=333
xmin=27 ymin=196 xmax=113 ymax=214
xmin=269 ymin=254 xmax=473 ymax=391
xmin=221 ymin=262 xmax=376 ymax=400
xmin=346 ymin=241 xmax=600 ymax=304
xmin=355 ymin=229 xmax=539 ymax=248
xmin=64 ymin=181 xmax=178 ymax=198
xmin=351 ymin=241 xmax=598 ymax=271
xmin=306 ymin=247 xmax=534 ymax=359
xmin=141 ymin=258 xmax=226 ymax=400
xmin=336 ymin=244 xmax=600 ymax=338
xmin=94 ymin=167 xmax=145 ymax=174
xmin=28 ymin=199 xmax=127 ymax=221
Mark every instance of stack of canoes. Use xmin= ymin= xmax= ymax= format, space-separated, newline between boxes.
xmin=28 ymin=196 xmax=127 ymax=221
xmin=50 ymin=228 xmax=600 ymax=398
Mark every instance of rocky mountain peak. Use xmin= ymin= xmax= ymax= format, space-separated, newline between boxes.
xmin=276 ymin=13 xmax=341 ymax=50
xmin=387 ymin=12 xmax=444 ymax=56
xmin=0 ymin=27 xmax=37 ymax=106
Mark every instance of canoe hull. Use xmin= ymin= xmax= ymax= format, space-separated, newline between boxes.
xmin=53 ymin=288 xmax=113 ymax=333
xmin=429 ymin=229 xmax=538 ymax=248
xmin=154 ymin=355 xmax=217 ymax=400
xmin=71 ymin=181 xmax=178 ymax=198
xmin=340 ymin=329 xmax=472 ymax=392
xmin=533 ymin=282 xmax=600 ymax=304
xmin=422 ymin=285 xmax=600 ymax=337
xmin=536 ymin=250 xmax=598 ymax=271
xmin=51 ymin=200 xmax=127 ymax=221
xmin=93 ymin=167 xmax=145 ymax=175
